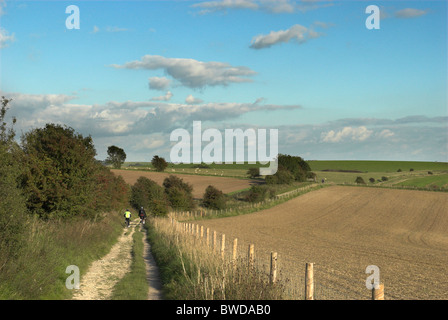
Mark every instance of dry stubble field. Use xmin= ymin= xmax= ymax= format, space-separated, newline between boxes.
xmin=198 ymin=186 xmax=448 ymax=300
xmin=111 ymin=169 xmax=261 ymax=198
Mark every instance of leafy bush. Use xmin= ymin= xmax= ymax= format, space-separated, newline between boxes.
xmin=245 ymin=185 xmax=275 ymax=203
xmin=381 ymin=176 xmax=388 ymax=181
xmin=131 ymin=177 xmax=169 ymax=216
xmin=202 ymin=185 xmax=226 ymax=210
xmin=355 ymin=176 xmax=366 ymax=184
xmin=266 ymin=167 xmax=294 ymax=185
xmin=397 ymin=168 xmax=402 ymax=172
xmin=247 ymin=167 xmax=260 ymax=179
xmin=0 ymin=96 xmax=27 ymax=270
xmin=369 ymin=177 xmax=375 ymax=183
xmin=163 ymin=175 xmax=195 ymax=211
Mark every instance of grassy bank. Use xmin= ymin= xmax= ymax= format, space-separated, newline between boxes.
xmin=0 ymin=212 xmax=124 ymax=300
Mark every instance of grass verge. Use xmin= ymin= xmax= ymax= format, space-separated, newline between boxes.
xmin=110 ymin=225 xmax=149 ymax=300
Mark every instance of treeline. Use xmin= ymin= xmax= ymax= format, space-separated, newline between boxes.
xmin=0 ymin=97 xmax=129 ymax=298
xmin=130 ymin=175 xmax=227 ymax=216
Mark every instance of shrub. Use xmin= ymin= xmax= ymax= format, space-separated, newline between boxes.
xmin=397 ymin=169 xmax=402 ymax=172
xmin=163 ymin=175 xmax=195 ymax=211
xmin=381 ymin=176 xmax=388 ymax=181
xmin=245 ymin=185 xmax=274 ymax=203
xmin=151 ymin=155 xmax=168 ymax=172
xmin=202 ymin=185 xmax=226 ymax=210
xmin=266 ymin=167 xmax=294 ymax=185
xmin=131 ymin=177 xmax=169 ymax=216
xmin=355 ymin=176 xmax=366 ymax=184
xmin=410 ymin=168 xmax=414 ymax=172
xmin=247 ymin=167 xmax=260 ymax=179
xmin=369 ymin=177 xmax=375 ymax=183
xmin=428 ymin=171 xmax=433 ymax=175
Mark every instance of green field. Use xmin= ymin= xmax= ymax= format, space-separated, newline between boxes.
xmin=393 ymin=174 xmax=448 ymax=188
xmin=308 ymin=160 xmax=448 ymax=172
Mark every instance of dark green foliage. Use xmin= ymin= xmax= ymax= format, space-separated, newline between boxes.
xmin=245 ymin=185 xmax=275 ymax=203
xmin=369 ymin=177 xmax=375 ymax=183
xmin=202 ymin=185 xmax=226 ymax=210
xmin=266 ymin=154 xmax=311 ymax=185
xmin=151 ymin=155 xmax=168 ymax=172
xmin=0 ymin=96 xmax=27 ymax=270
xmin=106 ymin=145 xmax=126 ymax=169
xmin=410 ymin=168 xmax=414 ymax=172
xmin=381 ymin=176 xmax=388 ymax=181
xmin=247 ymin=167 xmax=260 ymax=179
xmin=131 ymin=176 xmax=169 ymax=216
xmin=355 ymin=176 xmax=366 ymax=184
xmin=20 ymin=124 xmax=100 ymax=219
xmin=397 ymin=168 xmax=402 ymax=172
xmin=163 ymin=175 xmax=195 ymax=211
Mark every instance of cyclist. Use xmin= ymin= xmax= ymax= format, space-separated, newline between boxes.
xmin=138 ymin=206 xmax=147 ymax=225
xmin=124 ymin=209 xmax=131 ymax=227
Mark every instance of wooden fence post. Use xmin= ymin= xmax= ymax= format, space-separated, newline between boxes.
xmin=270 ymin=252 xmax=278 ymax=284
xmin=305 ymin=263 xmax=314 ymax=300
xmin=232 ymin=238 xmax=238 ymax=263
xmin=206 ymin=228 xmax=210 ymax=247
xmin=221 ymin=234 xmax=226 ymax=259
xmin=372 ymin=284 xmax=384 ymax=300
xmin=213 ymin=231 xmax=217 ymax=253
xmin=200 ymin=226 xmax=204 ymax=239
xmin=248 ymin=244 xmax=255 ymax=270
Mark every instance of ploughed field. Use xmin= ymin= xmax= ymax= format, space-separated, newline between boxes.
xmin=111 ymin=169 xmax=261 ymax=198
xmin=198 ymin=186 xmax=448 ymax=300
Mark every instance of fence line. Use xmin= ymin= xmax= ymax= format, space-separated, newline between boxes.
xmin=170 ymin=184 xmax=319 ymax=220
xmin=165 ymin=216 xmax=384 ymax=300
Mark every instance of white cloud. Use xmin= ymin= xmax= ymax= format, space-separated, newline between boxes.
xmin=321 ymin=126 xmax=373 ymax=143
xmin=148 ymin=76 xmax=171 ymax=90
xmin=395 ymin=8 xmax=428 ymax=19
xmin=185 ymin=94 xmax=204 ymax=104
xmin=0 ymin=27 xmax=15 ymax=48
xmin=377 ymin=129 xmax=394 ymax=139
xmin=250 ymin=24 xmax=322 ymax=49
xmin=112 ymin=55 xmax=256 ymax=89
xmin=151 ymin=91 xmax=173 ymax=101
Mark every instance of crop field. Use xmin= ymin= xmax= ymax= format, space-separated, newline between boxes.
xmin=111 ymin=169 xmax=262 ymax=198
xmin=197 ymin=186 xmax=448 ymax=300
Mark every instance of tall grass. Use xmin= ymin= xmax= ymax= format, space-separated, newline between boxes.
xmin=146 ymin=217 xmax=290 ymax=300
xmin=0 ymin=212 xmax=124 ymax=299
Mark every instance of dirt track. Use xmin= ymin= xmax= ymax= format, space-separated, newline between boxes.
xmin=111 ymin=169 xmax=261 ymax=198
xmin=198 ymin=186 xmax=448 ymax=299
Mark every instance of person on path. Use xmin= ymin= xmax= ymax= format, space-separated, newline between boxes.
xmin=138 ymin=206 xmax=147 ymax=225
xmin=124 ymin=209 xmax=132 ymax=227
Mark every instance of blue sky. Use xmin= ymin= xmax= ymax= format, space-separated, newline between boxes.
xmin=0 ymin=0 xmax=447 ymax=162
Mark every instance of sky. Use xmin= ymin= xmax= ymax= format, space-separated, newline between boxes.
xmin=0 ymin=0 xmax=447 ymax=162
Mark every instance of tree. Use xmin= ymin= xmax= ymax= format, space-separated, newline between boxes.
xmin=151 ymin=155 xmax=168 ymax=172
xmin=0 ymin=97 xmax=27 ymax=267
xmin=106 ymin=145 xmax=126 ymax=169
xmin=163 ymin=175 xmax=195 ymax=211
xmin=202 ymin=185 xmax=226 ymax=210
xmin=20 ymin=124 xmax=101 ymax=219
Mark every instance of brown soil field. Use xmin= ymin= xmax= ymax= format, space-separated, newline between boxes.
xmin=111 ymin=169 xmax=261 ymax=198
xmin=198 ymin=186 xmax=448 ymax=300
